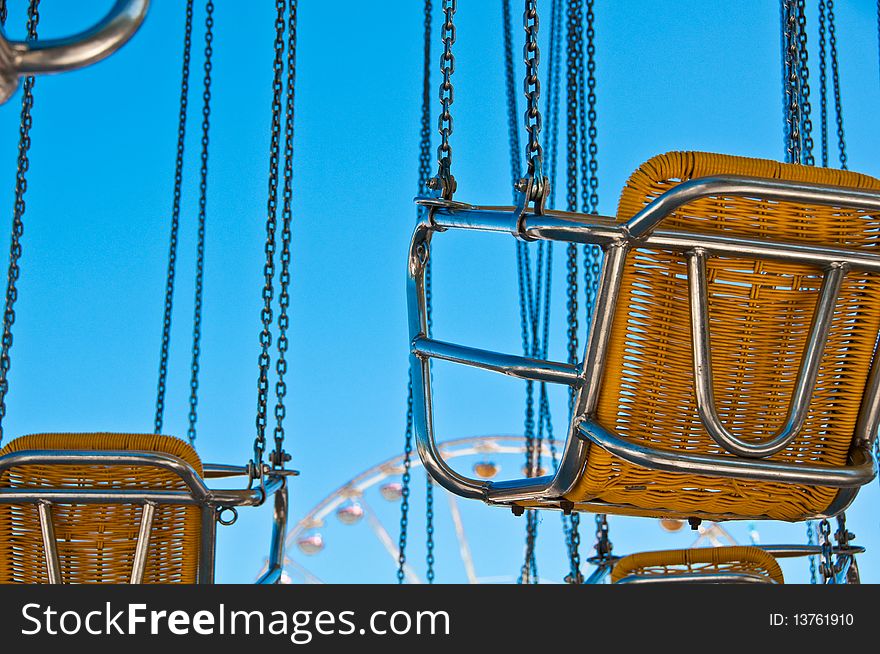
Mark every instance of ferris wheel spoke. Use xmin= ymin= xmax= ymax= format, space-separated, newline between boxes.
xmin=361 ymin=496 xmax=422 ymax=584
xmin=446 ymin=492 xmax=478 ymax=584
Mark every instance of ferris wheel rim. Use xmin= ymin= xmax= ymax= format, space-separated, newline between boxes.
xmin=285 ymin=434 xmax=553 ymax=544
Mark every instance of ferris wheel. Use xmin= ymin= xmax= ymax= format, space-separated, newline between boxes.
xmin=263 ymin=434 xmax=751 ymax=584
xmin=268 ymin=435 xmax=573 ymax=584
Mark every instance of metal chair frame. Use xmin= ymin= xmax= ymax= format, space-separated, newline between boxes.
xmin=407 ymin=175 xmax=880 ymax=518
xmin=589 ymin=544 xmax=863 ymax=585
xmin=0 ymin=0 xmax=149 ymax=104
xmin=0 ymin=449 xmax=290 ymax=584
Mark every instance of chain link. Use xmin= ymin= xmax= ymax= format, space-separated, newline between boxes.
xmin=782 ymin=0 xmax=800 ymax=163
xmin=252 ymin=0 xmax=287 ymax=474
xmin=826 ymin=0 xmax=846 ymax=170
xmin=795 ymin=0 xmax=814 ymax=166
xmin=397 ymin=376 xmax=415 ymax=583
xmin=154 ymin=0 xmax=194 ymax=435
xmin=522 ymin=0 xmax=543 ymax=193
xmin=818 ymin=518 xmax=834 ymax=583
xmin=0 ymin=0 xmax=40 ymax=445
xmin=398 ymin=0 xmax=434 ymax=584
xmin=807 ymin=520 xmax=818 ymax=583
xmin=503 ymin=0 xmax=522 ymax=190
xmin=428 ymin=0 xmax=456 ymax=199
xmin=426 ymin=474 xmax=435 ymax=583
xmin=186 ymin=0 xmax=214 ymax=445
xmin=818 ymin=0 xmax=828 ymax=167
xmin=270 ymin=0 xmax=297 ymax=470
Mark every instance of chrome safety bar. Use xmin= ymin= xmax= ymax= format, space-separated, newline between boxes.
xmin=0 ymin=0 xmax=149 ymax=104
xmin=0 ymin=448 xmax=288 ymax=584
xmin=408 ymin=175 xmax=880 ymax=509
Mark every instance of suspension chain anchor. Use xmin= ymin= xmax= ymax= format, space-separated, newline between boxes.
xmin=269 ymin=449 xmax=292 ymax=468
xmin=427 ymin=157 xmax=457 ymax=200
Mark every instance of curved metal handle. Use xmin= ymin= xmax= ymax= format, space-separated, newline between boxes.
xmin=687 ymin=249 xmax=848 ymax=458
xmin=0 ymin=0 xmax=149 ymax=103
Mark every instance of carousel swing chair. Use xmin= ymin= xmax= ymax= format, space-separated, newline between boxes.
xmin=0 ymin=0 xmax=297 ymax=584
xmin=409 ymin=151 xmax=880 ymax=584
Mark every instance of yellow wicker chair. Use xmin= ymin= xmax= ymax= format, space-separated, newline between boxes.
xmin=0 ymin=433 xmax=204 ymax=584
xmin=565 ymin=152 xmax=880 ymax=521
xmin=610 ymin=546 xmax=784 ymax=584
xmin=408 ymin=151 xmax=880 ymax=523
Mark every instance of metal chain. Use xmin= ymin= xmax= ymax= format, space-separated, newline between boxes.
xmin=562 ymin=0 xmax=583 ymax=584
xmin=582 ymin=0 xmax=598 ymax=217
xmin=154 ymin=0 xmax=195 ymax=435
xmin=252 ymin=0 xmax=287 ymax=474
xmin=826 ymin=0 xmax=846 ymax=170
xmin=270 ymin=0 xmax=297 ymax=470
xmin=397 ymin=376 xmax=415 ymax=583
xmin=426 ymin=474 xmax=435 ymax=583
xmin=594 ymin=513 xmax=611 ymax=561
xmin=186 ymin=0 xmax=214 ymax=445
xmin=0 ymin=0 xmax=39 ymax=446
xmin=782 ymin=0 xmax=800 ymax=163
xmin=834 ymin=513 xmax=859 ymax=583
xmin=807 ymin=520 xmax=818 ymax=583
xmin=428 ymin=0 xmax=456 ymax=199
xmin=398 ymin=0 xmax=433 ymax=584
xmin=818 ymin=518 xmax=835 ymax=583
xmin=503 ymin=0 xmax=521 ymax=190
xmin=520 ymin=0 xmax=545 ymax=202
xmin=795 ymin=0 xmax=814 ymax=166
xmin=818 ymin=0 xmax=828 ymax=167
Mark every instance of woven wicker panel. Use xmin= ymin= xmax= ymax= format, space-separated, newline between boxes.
xmin=565 ymin=151 xmax=880 ymax=521
xmin=0 ymin=433 xmax=202 ymax=584
xmin=610 ymin=545 xmax=784 ymax=584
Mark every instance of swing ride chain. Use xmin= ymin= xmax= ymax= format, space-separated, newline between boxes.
xmin=826 ymin=0 xmax=846 ymax=170
xmin=154 ymin=0 xmax=194 ymax=436
xmin=397 ymin=0 xmax=433 ymax=584
xmin=818 ymin=518 xmax=835 ymax=583
xmin=427 ymin=0 xmax=456 ymax=200
xmin=396 ymin=376 xmax=414 ymax=584
xmin=795 ymin=0 xmax=814 ymax=167
xmin=426 ymin=475 xmax=435 ymax=583
xmin=818 ymin=0 xmax=828 ymax=168
xmin=562 ymin=0 xmax=583 ymax=585
xmin=807 ymin=520 xmax=818 ymax=583
xmin=187 ymin=0 xmax=214 ymax=445
xmin=834 ymin=513 xmax=858 ymax=583
xmin=0 ymin=0 xmax=39 ymax=445
xmin=503 ymin=0 xmax=521 ymax=189
xmin=252 ymin=0 xmax=287 ymax=480
xmin=270 ymin=0 xmax=297 ymax=470
xmin=516 ymin=0 xmax=548 ymax=210
xmin=580 ymin=0 xmax=600 ymax=337
xmin=783 ymin=0 xmax=800 ymax=164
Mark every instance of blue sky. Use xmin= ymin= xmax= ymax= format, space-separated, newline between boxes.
xmin=0 ymin=0 xmax=879 ymax=584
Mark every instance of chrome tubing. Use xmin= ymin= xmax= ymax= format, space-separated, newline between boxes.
xmin=0 ymin=0 xmax=150 ymax=104
xmin=256 ymin=483 xmax=289 ymax=585
xmin=37 ymin=501 xmax=61 ymax=584
xmin=408 ymin=175 xmax=880 ymax=507
xmin=129 ymin=501 xmax=156 ymax=584
xmin=578 ymin=420 xmax=877 ymax=488
xmin=687 ymin=250 xmax=847 ymax=458
xmin=412 ymin=336 xmax=580 ymax=386
xmin=623 ymin=175 xmax=880 ymax=239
